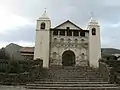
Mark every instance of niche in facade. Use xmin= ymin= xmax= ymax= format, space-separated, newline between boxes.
xmin=53 ymin=30 xmax=58 ymax=35
xmin=41 ymin=22 xmax=46 ymax=29
xmin=60 ymin=31 xmax=65 ymax=36
xmin=66 ymin=27 xmax=70 ymax=29
xmin=92 ymin=28 xmax=96 ymax=35
xmin=67 ymin=31 xmax=72 ymax=36
xmin=80 ymin=31 xmax=85 ymax=37
xmin=73 ymin=31 xmax=79 ymax=36
xmin=75 ymin=39 xmax=78 ymax=43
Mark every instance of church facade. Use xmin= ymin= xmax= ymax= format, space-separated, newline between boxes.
xmin=34 ymin=11 xmax=101 ymax=68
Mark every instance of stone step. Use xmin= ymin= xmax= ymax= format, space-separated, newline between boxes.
xmin=49 ymin=66 xmax=90 ymax=69
xmin=26 ymin=83 xmax=117 ymax=87
xmin=49 ymin=68 xmax=93 ymax=70
xmin=42 ymin=75 xmax=103 ymax=79
xmin=35 ymin=79 xmax=106 ymax=82
xmin=49 ymin=74 xmax=100 ymax=76
xmin=37 ymin=77 xmax=103 ymax=80
xmin=48 ymin=71 xmax=100 ymax=74
xmin=48 ymin=73 xmax=101 ymax=77
xmin=25 ymin=86 xmax=120 ymax=90
xmin=26 ymin=67 xmax=120 ymax=90
xmin=47 ymin=74 xmax=102 ymax=77
xmin=48 ymin=70 xmax=94 ymax=72
xmin=49 ymin=71 xmax=99 ymax=74
xmin=48 ymin=70 xmax=96 ymax=72
xmin=34 ymin=81 xmax=109 ymax=84
xmin=39 ymin=77 xmax=105 ymax=81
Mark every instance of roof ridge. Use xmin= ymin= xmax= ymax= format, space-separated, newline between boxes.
xmin=53 ymin=20 xmax=82 ymax=30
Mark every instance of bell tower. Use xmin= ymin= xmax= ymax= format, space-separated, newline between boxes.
xmin=34 ymin=10 xmax=51 ymax=68
xmin=87 ymin=16 xmax=101 ymax=68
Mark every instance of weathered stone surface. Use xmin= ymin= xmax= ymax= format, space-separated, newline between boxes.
xmin=25 ymin=66 xmax=120 ymax=90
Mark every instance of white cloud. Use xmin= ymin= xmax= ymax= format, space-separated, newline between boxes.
xmin=17 ymin=41 xmax=34 ymax=47
xmin=101 ymin=22 xmax=120 ymax=28
xmin=0 ymin=41 xmax=34 ymax=49
xmin=103 ymin=0 xmax=120 ymax=7
xmin=0 ymin=42 xmax=10 ymax=48
xmin=0 ymin=5 xmax=34 ymax=34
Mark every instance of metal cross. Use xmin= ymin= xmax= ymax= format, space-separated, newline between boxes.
xmin=90 ymin=12 xmax=94 ymax=18
xmin=44 ymin=8 xmax=47 ymax=13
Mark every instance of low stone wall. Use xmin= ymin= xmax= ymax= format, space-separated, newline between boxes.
xmin=99 ymin=62 xmax=110 ymax=81
xmin=0 ymin=73 xmax=30 ymax=85
xmin=0 ymin=67 xmax=44 ymax=85
xmin=99 ymin=61 xmax=117 ymax=84
xmin=0 ymin=59 xmax=43 ymax=85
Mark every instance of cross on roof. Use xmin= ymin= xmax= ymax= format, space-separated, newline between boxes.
xmin=90 ymin=12 xmax=94 ymax=19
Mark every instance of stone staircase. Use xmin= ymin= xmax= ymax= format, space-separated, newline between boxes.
xmin=25 ymin=66 xmax=120 ymax=90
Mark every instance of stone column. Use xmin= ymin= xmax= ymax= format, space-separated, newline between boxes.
xmin=72 ymin=31 xmax=74 ymax=37
xmin=65 ymin=31 xmax=67 ymax=36
xmin=58 ymin=31 xmax=60 ymax=37
xmin=75 ymin=56 xmax=80 ymax=66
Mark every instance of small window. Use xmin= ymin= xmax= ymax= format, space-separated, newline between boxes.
xmin=53 ymin=31 xmax=58 ymax=35
xmin=81 ymin=39 xmax=84 ymax=42
xmin=75 ymin=39 xmax=78 ymax=43
xmin=68 ymin=38 xmax=71 ymax=43
xmin=61 ymin=38 xmax=64 ymax=41
xmin=92 ymin=28 xmax=96 ymax=35
xmin=82 ymin=53 xmax=84 ymax=55
xmin=66 ymin=27 xmax=70 ymax=29
xmin=60 ymin=31 xmax=65 ymax=36
xmin=41 ymin=22 xmax=45 ymax=29
xmin=67 ymin=31 xmax=72 ymax=36
xmin=80 ymin=31 xmax=85 ymax=37
xmin=54 ymin=38 xmax=57 ymax=42
xmin=73 ymin=31 xmax=79 ymax=36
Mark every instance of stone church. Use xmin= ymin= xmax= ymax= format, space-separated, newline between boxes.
xmin=34 ymin=11 xmax=101 ymax=68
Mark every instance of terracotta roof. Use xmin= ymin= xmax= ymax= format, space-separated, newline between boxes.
xmin=21 ymin=53 xmax=34 ymax=56
xmin=19 ymin=47 xmax=34 ymax=53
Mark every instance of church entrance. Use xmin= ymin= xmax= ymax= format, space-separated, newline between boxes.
xmin=62 ymin=50 xmax=75 ymax=66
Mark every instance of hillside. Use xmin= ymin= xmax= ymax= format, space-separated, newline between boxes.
xmin=101 ymin=48 xmax=120 ymax=55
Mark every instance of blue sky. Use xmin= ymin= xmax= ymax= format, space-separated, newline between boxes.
xmin=0 ymin=0 xmax=120 ymax=49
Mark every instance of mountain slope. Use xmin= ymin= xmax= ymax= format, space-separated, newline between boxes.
xmin=102 ymin=48 xmax=120 ymax=55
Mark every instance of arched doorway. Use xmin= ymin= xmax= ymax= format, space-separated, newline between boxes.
xmin=62 ymin=50 xmax=75 ymax=66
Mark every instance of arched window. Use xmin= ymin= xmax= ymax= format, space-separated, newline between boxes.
xmin=80 ymin=31 xmax=85 ymax=37
xmin=92 ymin=28 xmax=96 ymax=35
xmin=53 ymin=30 xmax=58 ymax=35
xmin=73 ymin=31 xmax=79 ymax=36
xmin=41 ymin=22 xmax=46 ymax=29
xmin=60 ymin=31 xmax=65 ymax=36
xmin=67 ymin=31 xmax=72 ymax=36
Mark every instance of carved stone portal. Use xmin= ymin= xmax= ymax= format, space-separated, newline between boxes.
xmin=62 ymin=50 xmax=75 ymax=66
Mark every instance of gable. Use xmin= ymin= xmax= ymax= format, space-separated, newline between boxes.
xmin=54 ymin=20 xmax=82 ymax=30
